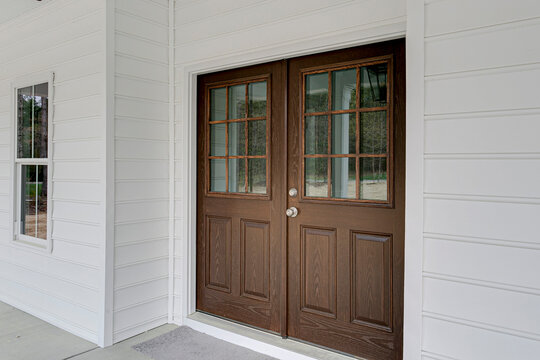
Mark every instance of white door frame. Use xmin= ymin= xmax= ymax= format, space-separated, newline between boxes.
xmin=176 ymin=15 xmax=424 ymax=360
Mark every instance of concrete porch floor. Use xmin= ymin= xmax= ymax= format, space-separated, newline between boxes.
xmin=0 ymin=301 xmax=177 ymax=360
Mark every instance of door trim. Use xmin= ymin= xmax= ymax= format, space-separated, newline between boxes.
xmin=176 ymin=23 xmax=423 ymax=360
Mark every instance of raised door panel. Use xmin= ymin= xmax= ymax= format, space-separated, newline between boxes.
xmin=241 ymin=219 xmax=270 ymax=300
xmin=301 ymin=226 xmax=337 ymax=318
xmin=351 ymin=231 xmax=392 ymax=330
xmin=206 ymin=216 xmax=232 ymax=292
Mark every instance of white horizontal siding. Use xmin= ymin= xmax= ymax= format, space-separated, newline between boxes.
xmin=0 ymin=0 xmax=105 ymax=344
xmin=423 ymin=0 xmax=540 ymax=358
xmin=113 ymin=0 xmax=170 ymax=343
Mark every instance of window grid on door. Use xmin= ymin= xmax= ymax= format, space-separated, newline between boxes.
xmin=301 ymin=57 xmax=392 ymax=204
xmin=207 ymin=77 xmax=270 ymax=196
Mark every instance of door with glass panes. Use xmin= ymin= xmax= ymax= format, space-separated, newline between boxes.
xmin=197 ymin=39 xmax=404 ymax=360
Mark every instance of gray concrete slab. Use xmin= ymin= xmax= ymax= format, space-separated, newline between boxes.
xmin=0 ymin=302 xmax=97 ymax=360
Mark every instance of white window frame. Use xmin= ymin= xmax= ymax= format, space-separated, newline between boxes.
xmin=11 ymin=72 xmax=54 ymax=252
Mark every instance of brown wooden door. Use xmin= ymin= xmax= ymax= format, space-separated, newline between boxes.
xmin=196 ymin=61 xmax=286 ymax=333
xmin=197 ymin=40 xmax=404 ymax=359
xmin=286 ymin=40 xmax=405 ymax=359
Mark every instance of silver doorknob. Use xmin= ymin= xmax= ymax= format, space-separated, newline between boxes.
xmin=285 ymin=207 xmax=298 ymax=218
xmin=288 ymin=188 xmax=298 ymax=197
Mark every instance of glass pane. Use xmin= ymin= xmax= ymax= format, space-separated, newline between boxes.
xmin=331 ymin=113 xmax=356 ymax=155
xmin=331 ymin=158 xmax=355 ymax=199
xmin=248 ymin=158 xmax=266 ymax=194
xmin=210 ymin=159 xmax=226 ymax=192
xmin=17 ymin=86 xmax=33 ymax=158
xmin=228 ymin=122 xmax=245 ymax=156
xmin=228 ymin=159 xmax=246 ymax=193
xmin=228 ymin=84 xmax=246 ymax=119
xmin=248 ymin=81 xmax=267 ymax=117
xmin=305 ymin=73 xmax=328 ymax=113
xmin=20 ymin=165 xmax=47 ymax=240
xmin=33 ymin=83 xmax=48 ymax=158
xmin=360 ymin=111 xmax=387 ymax=154
xmin=305 ymin=158 xmax=328 ymax=197
xmin=210 ymin=87 xmax=226 ymax=121
xmin=20 ymin=165 xmax=36 ymax=238
xmin=248 ymin=120 xmax=266 ymax=155
xmin=332 ymin=69 xmax=357 ymax=110
xmin=36 ymin=165 xmax=47 ymax=239
xmin=305 ymin=115 xmax=328 ymax=155
xmin=360 ymin=157 xmax=387 ymax=201
xmin=360 ymin=63 xmax=387 ymax=108
xmin=210 ymin=124 xmax=226 ymax=156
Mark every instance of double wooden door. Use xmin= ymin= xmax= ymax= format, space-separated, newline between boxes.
xmin=197 ymin=40 xmax=404 ymax=360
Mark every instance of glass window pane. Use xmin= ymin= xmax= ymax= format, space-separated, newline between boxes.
xmin=248 ymin=81 xmax=267 ymax=117
xmin=210 ymin=87 xmax=226 ymax=121
xmin=305 ymin=115 xmax=328 ymax=155
xmin=33 ymin=83 xmax=48 ymax=159
xmin=305 ymin=73 xmax=328 ymax=113
xmin=360 ymin=63 xmax=387 ymax=108
xmin=210 ymin=124 xmax=226 ymax=156
xmin=228 ymin=122 xmax=245 ymax=156
xmin=210 ymin=159 xmax=226 ymax=192
xmin=360 ymin=157 xmax=387 ymax=201
xmin=248 ymin=158 xmax=266 ymax=194
xmin=228 ymin=159 xmax=246 ymax=193
xmin=360 ymin=111 xmax=387 ymax=154
xmin=228 ymin=84 xmax=246 ymax=119
xmin=17 ymin=86 xmax=33 ymax=158
xmin=332 ymin=69 xmax=357 ymax=110
xmin=305 ymin=158 xmax=328 ymax=197
xmin=248 ymin=120 xmax=266 ymax=155
xmin=36 ymin=165 xmax=47 ymax=240
xmin=331 ymin=158 xmax=355 ymax=199
xmin=331 ymin=113 xmax=356 ymax=155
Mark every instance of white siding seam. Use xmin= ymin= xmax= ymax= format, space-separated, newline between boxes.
xmin=114 ymin=256 xmax=169 ymax=270
xmin=176 ymin=0 xmax=271 ymax=26
xmin=115 ymin=52 xmax=169 ymax=68
xmin=115 ymin=237 xmax=169 ymax=248
xmin=52 ymin=217 xmax=100 ymax=227
xmin=424 ymin=153 xmax=540 ymax=160
xmin=425 ymin=62 xmax=540 ymax=80
xmin=113 ymin=314 xmax=168 ymax=335
xmin=54 ymin=115 xmax=104 ymax=124
xmin=114 ymin=275 xmax=169 ymax=290
xmin=2 ymin=30 xmax=103 ymax=67
xmin=144 ymin=0 xmax=170 ymax=10
xmin=115 ymin=198 xmax=169 ymax=205
xmin=423 ymin=193 xmax=540 ymax=205
xmin=53 ymin=237 xmax=101 ymax=250
xmin=114 ymin=294 xmax=168 ymax=312
xmin=115 ymin=94 xmax=168 ymax=104
xmin=52 ymin=198 xmax=100 ymax=206
xmin=423 ymin=311 xmax=540 ymax=341
xmin=424 ymin=14 xmax=540 ymax=40
xmin=54 ymin=138 xmax=102 ymax=143
xmin=116 ymin=137 xmax=168 ymax=143
xmin=54 ymin=72 xmax=103 ymax=86
xmin=115 ymin=114 xmax=169 ymax=123
xmin=116 ymin=8 xmax=169 ymax=29
xmin=114 ymin=51 xmax=168 ymax=66
xmin=54 ymin=94 xmax=102 ymax=105
xmin=114 ymin=178 xmax=168 ymax=183
xmin=421 ymin=350 xmax=458 ymax=360
xmin=115 ymin=73 xmax=169 ymax=85
xmin=0 ymin=273 xmax=98 ymax=314
xmin=423 ymin=272 xmax=540 ymax=296
xmin=115 ymin=29 xmax=168 ymax=47
xmin=424 ymin=232 xmax=540 ymax=250
xmin=53 ymin=178 xmax=100 ymax=183
xmin=425 ymin=108 xmax=540 ymax=121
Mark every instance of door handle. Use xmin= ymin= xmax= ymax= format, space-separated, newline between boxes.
xmin=285 ymin=207 xmax=298 ymax=218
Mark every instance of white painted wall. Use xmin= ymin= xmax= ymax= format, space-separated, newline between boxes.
xmin=112 ymin=0 xmax=171 ymax=343
xmin=421 ymin=0 xmax=540 ymax=359
xmin=0 ymin=0 xmax=107 ymax=344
